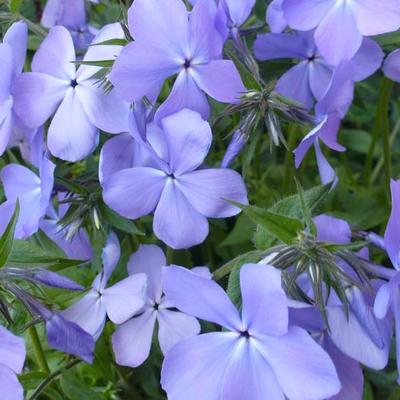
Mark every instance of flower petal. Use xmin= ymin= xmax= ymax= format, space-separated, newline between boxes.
xmin=350 ymin=38 xmax=383 ymax=82
xmin=0 ymin=364 xmax=24 ymax=400
xmin=162 ymin=265 xmax=242 ymax=330
xmin=314 ymin=214 xmax=351 ymax=244
xmin=385 ymin=180 xmax=400 ymax=269
xmin=3 ymin=21 xmax=28 ymax=75
xmin=0 ymin=326 xmax=25 ymax=374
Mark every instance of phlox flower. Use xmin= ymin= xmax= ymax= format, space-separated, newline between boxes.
xmin=266 ymin=0 xmax=286 ymax=33
xmin=62 ymin=233 xmax=147 ymax=340
xmin=383 ymin=49 xmax=400 ymax=84
xmin=112 ymin=244 xmax=207 ymax=367
xmin=0 ymin=326 xmax=26 ymax=400
xmin=281 ymin=0 xmax=400 ymax=65
xmin=12 ymin=23 xmax=129 ymax=161
xmin=103 ymin=109 xmax=248 ymax=249
xmin=254 ymin=30 xmax=383 ymax=109
xmin=161 ymin=263 xmax=341 ymax=400
xmin=109 ymin=0 xmax=245 ymax=122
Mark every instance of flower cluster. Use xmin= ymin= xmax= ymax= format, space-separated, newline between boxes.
xmin=1 ymin=0 xmax=400 ymax=399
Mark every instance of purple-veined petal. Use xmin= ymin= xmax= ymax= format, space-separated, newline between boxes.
xmin=282 ymin=0 xmax=332 ymax=31
xmin=11 ymin=72 xmax=69 ymax=128
xmin=46 ymin=313 xmax=95 ymax=363
xmin=3 ymin=21 xmax=28 ymax=75
xmin=178 ymin=168 xmax=247 ymax=218
xmin=1 ymin=164 xmax=40 ymax=200
xmin=41 ymin=0 xmax=63 ymax=27
xmin=103 ymin=167 xmax=166 ymax=220
xmin=127 ymin=244 xmax=166 ymax=303
xmin=266 ymin=0 xmax=286 ymax=33
xmin=161 ymin=332 xmax=239 ymax=400
xmin=161 ymin=109 xmax=212 ymax=175
xmin=314 ymin=3 xmax=362 ymax=65
xmin=157 ymin=309 xmax=200 ymax=355
xmin=255 ymin=326 xmax=341 ymax=400
xmin=162 ymin=265 xmax=242 ymax=331
xmin=384 ymin=179 xmax=400 ymax=269
xmin=155 ymin=70 xmax=210 ymax=123
xmin=62 ymin=290 xmax=106 ymax=340
xmin=308 ymin=60 xmax=333 ymax=101
xmin=47 ymin=89 xmax=98 ymax=161
xmin=240 ymin=263 xmax=288 ymax=336
xmin=351 ymin=0 xmax=400 ymax=36
xmin=223 ymin=0 xmax=255 ymax=27
xmin=0 ymin=326 xmax=25 ymax=374
xmin=109 ymin=41 xmax=178 ymax=103
xmin=350 ymin=38 xmax=383 ymax=82
xmin=276 ymin=61 xmax=314 ymax=109
xmin=32 ymin=26 xmax=76 ymax=80
xmin=153 ymin=181 xmax=209 ymax=249
xmin=192 ymin=60 xmax=245 ymax=104
xmin=222 ymin=338 xmax=285 ymax=400
xmin=112 ymin=309 xmax=156 ymax=367
xmin=102 ymin=273 xmax=147 ymax=324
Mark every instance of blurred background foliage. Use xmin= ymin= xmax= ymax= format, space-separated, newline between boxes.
xmin=1 ymin=0 xmax=400 ymax=399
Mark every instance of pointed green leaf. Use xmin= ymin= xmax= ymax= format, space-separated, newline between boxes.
xmin=0 ymin=201 xmax=19 ymax=268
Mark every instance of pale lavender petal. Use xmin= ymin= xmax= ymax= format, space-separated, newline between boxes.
xmin=162 ymin=265 xmax=242 ymax=330
xmin=193 ymin=60 xmax=245 ymax=104
xmin=102 ymin=273 xmax=147 ymax=324
xmin=127 ymin=0 xmax=189 ymax=57
xmin=314 ymin=3 xmax=362 ymax=65
xmin=350 ymin=38 xmax=383 ymax=82
xmin=256 ymin=326 xmax=341 ymax=400
xmin=222 ymin=340 xmax=285 ymax=400
xmin=62 ymin=290 xmax=106 ymax=339
xmin=31 ymin=26 xmax=76 ymax=80
xmin=384 ymin=50 xmax=400 ymax=83
xmin=161 ymin=109 xmax=212 ymax=175
xmin=282 ymin=0 xmax=332 ymax=31
xmin=318 ymin=113 xmax=344 ymax=152
xmin=127 ymin=244 xmax=166 ymax=303
xmin=153 ymin=181 xmax=209 ymax=249
xmin=46 ymin=313 xmax=95 ymax=363
xmin=1 ymin=164 xmax=40 ymax=200
xmin=109 ymin=41 xmax=179 ymax=103
xmin=308 ymin=60 xmax=333 ymax=101
xmin=103 ymin=167 xmax=166 ymax=220
xmin=47 ymin=89 xmax=98 ymax=161
xmin=157 ymin=309 xmax=200 ymax=355
xmin=240 ymin=263 xmax=288 ymax=336
xmin=99 ymin=232 xmax=121 ymax=289
xmin=0 ymin=364 xmax=24 ymax=400
xmin=314 ymin=214 xmax=351 ymax=244
xmin=323 ymin=335 xmax=364 ymax=400
xmin=112 ymin=309 xmax=156 ymax=367
xmin=315 ymin=141 xmax=337 ymax=185
xmin=224 ymin=0 xmax=255 ymax=27
xmin=3 ymin=21 xmax=28 ymax=75
xmin=12 ymin=72 xmax=69 ymax=128
xmin=276 ymin=62 xmax=314 ymax=109
xmin=0 ymin=44 xmax=13 ymax=104
xmin=351 ymin=0 xmax=400 ymax=36
xmin=31 ymin=269 xmax=83 ymax=291
xmin=0 ymin=326 xmax=25 ymax=373
xmin=266 ymin=0 xmax=286 ymax=33
xmin=75 ymin=84 xmax=129 ymax=134
xmin=56 ymin=0 xmax=87 ymax=30
xmin=41 ymin=0 xmax=63 ymax=27
xmin=254 ymin=32 xmax=310 ymax=60
xmin=221 ymin=130 xmax=247 ymax=168
xmin=178 ymin=168 xmax=247 ymax=218
xmin=384 ymin=179 xmax=400 ymax=269
xmin=161 ymin=332 xmax=238 ymax=400
xmin=374 ymin=282 xmax=394 ymax=319
xmin=0 ymin=112 xmax=13 ymax=156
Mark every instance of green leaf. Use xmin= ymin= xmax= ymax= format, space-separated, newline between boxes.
xmin=60 ymin=370 xmax=103 ymax=400
xmin=89 ymin=38 xmax=128 ymax=46
xmin=230 ymin=201 xmax=303 ymax=244
xmin=0 ymin=201 xmax=19 ymax=268
xmin=71 ymin=59 xmax=114 ymax=68
xmin=9 ymin=0 xmax=22 ymax=13
xmin=98 ymin=201 xmax=145 ymax=235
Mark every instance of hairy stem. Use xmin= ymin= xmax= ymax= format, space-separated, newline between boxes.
xmin=28 ymin=326 xmax=50 ymax=375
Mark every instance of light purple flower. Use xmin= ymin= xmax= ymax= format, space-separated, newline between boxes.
xmin=221 ymin=130 xmax=247 ymax=168
xmin=103 ymin=109 xmax=248 ymax=249
xmin=40 ymin=193 xmax=93 ymax=261
xmin=383 ymin=49 xmax=400 ymax=83
xmin=281 ymin=0 xmax=400 ymax=65
xmin=0 ymin=326 xmax=26 ymax=400
xmin=12 ymin=23 xmax=129 ymax=161
xmin=41 ymin=0 xmax=96 ymax=50
xmin=374 ymin=180 xmax=400 ymax=382
xmin=63 ymin=233 xmax=147 ymax=340
xmin=294 ymin=62 xmax=354 ymax=184
xmin=0 ymin=21 xmax=29 ymax=156
xmin=0 ymin=155 xmax=55 ymax=239
xmin=254 ymin=31 xmax=383 ymax=109
xmin=161 ymin=263 xmax=341 ymax=400
xmin=112 ymin=245 xmax=205 ymax=367
xmin=109 ymin=0 xmax=245 ymax=122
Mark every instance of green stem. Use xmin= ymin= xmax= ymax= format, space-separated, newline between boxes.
xmin=29 ymin=326 xmax=50 ymax=375
xmin=166 ymin=247 xmax=174 ymax=265
xmin=283 ymin=124 xmax=298 ymax=194
xmin=28 ymin=359 xmax=81 ymax=400
xmin=364 ymin=77 xmax=394 ymax=187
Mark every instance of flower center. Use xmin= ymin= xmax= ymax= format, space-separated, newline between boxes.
xmin=183 ymin=59 xmax=191 ymax=69
xmin=70 ymin=79 xmax=78 ymax=88
xmin=240 ymin=330 xmax=251 ymax=339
